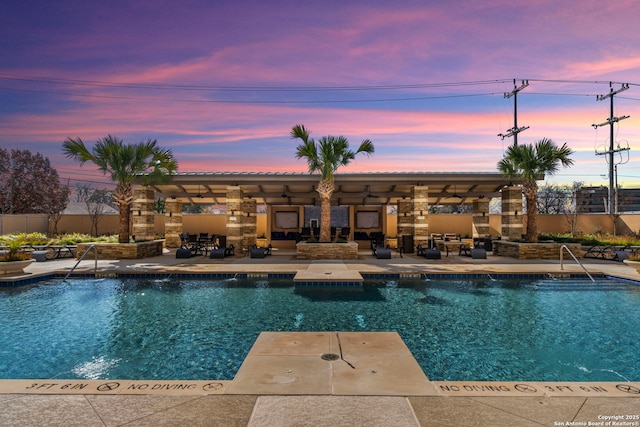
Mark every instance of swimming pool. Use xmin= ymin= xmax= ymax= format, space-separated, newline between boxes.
xmin=1 ymin=275 xmax=639 ymax=382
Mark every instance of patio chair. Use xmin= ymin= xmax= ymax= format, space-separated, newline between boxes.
xmin=300 ymin=227 xmax=311 ymax=240
xmin=339 ymin=227 xmax=350 ymax=239
xmin=473 ymin=236 xmax=494 ymax=252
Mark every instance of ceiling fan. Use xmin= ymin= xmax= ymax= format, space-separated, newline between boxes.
xmin=451 ymin=185 xmax=462 ymax=199
xmin=365 ymin=186 xmax=380 ymax=198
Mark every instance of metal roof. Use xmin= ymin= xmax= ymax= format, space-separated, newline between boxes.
xmin=146 ymin=171 xmax=523 ymax=206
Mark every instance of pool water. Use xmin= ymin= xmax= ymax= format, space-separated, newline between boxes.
xmin=1 ymin=276 xmax=639 ymax=382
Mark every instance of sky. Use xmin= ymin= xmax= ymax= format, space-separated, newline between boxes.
xmin=1 ymin=0 xmax=640 ymax=191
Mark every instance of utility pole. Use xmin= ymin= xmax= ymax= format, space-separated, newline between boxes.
xmin=498 ymin=79 xmax=530 ymax=146
xmin=592 ymin=82 xmax=630 ymax=215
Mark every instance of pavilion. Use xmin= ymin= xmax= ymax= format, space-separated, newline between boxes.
xmin=132 ymin=172 xmax=525 ymax=252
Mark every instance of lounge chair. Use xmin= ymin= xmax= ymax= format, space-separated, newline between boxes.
xmin=176 ymin=247 xmax=194 ymax=258
xmin=459 ymin=244 xmax=487 ymax=259
xmin=250 ymin=244 xmax=272 ymax=258
xmin=209 ymin=244 xmax=235 ymax=259
xmin=417 ymin=244 xmax=441 ymax=259
xmin=176 ymin=233 xmax=199 ymax=258
xmin=371 ymin=242 xmax=391 ymax=259
xmin=584 ymin=245 xmax=616 ymax=260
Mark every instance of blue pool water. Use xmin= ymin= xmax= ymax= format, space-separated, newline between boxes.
xmin=1 ymin=276 xmax=639 ymax=382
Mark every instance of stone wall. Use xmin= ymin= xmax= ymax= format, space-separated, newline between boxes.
xmin=76 ymin=240 xmax=164 ymax=260
xmin=296 ymin=241 xmax=359 ymax=260
xmin=493 ymin=241 xmax=582 ymax=260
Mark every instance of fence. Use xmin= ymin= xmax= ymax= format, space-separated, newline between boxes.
xmin=1 ymin=213 xmax=640 ymax=238
xmin=0 ymin=214 xmax=49 ymax=235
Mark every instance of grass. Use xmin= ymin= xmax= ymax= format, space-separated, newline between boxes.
xmin=0 ymin=232 xmax=119 ymax=247
xmin=539 ymin=233 xmax=640 ymax=247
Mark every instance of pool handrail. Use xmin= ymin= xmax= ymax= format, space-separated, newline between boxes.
xmin=62 ymin=244 xmax=97 ymax=281
xmin=560 ymin=244 xmax=594 ymax=282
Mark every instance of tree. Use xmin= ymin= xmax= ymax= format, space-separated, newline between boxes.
xmin=63 ymin=135 xmax=178 ymax=243
xmin=0 ymin=149 xmax=70 ymax=216
xmin=291 ymin=124 xmax=374 ymax=242
xmin=537 ymin=183 xmax=577 ymax=214
xmin=497 ymin=138 xmax=574 ymax=242
xmin=49 ymin=180 xmax=71 ymax=235
xmin=564 ymin=182 xmax=584 ymax=236
xmin=75 ymin=184 xmax=114 ymax=236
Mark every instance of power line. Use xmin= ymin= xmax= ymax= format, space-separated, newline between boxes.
xmin=0 ymin=85 xmax=505 ymax=105
xmin=0 ymin=73 xmax=514 ymax=92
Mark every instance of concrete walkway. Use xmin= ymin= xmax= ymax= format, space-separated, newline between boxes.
xmin=2 ymin=250 xmax=640 ymax=426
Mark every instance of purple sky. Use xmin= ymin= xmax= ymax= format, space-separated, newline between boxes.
xmin=1 ymin=0 xmax=639 ymax=190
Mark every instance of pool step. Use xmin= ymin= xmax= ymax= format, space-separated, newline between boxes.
xmin=293 ymin=261 xmax=364 ymax=287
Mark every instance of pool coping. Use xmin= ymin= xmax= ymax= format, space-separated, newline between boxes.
xmin=2 ymin=379 xmax=640 ymax=398
xmin=3 ymin=270 xmax=633 ymax=288
xmin=2 ymin=255 xmax=640 ymax=399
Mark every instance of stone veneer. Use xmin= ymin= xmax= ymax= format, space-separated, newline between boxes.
xmin=296 ymin=241 xmax=359 ymax=260
xmin=76 ymin=240 xmax=164 ymax=260
xmin=493 ymin=241 xmax=582 ymax=260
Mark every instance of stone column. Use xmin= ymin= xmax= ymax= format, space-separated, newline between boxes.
xmin=132 ymin=187 xmax=155 ymax=242
xmin=164 ymin=198 xmax=182 ymax=248
xmin=472 ymin=198 xmax=490 ymax=238
xmin=242 ymin=197 xmax=257 ymax=252
xmin=397 ymin=197 xmax=414 ymax=253
xmin=501 ymin=185 xmax=523 ymax=241
xmin=413 ymin=186 xmax=429 ymax=248
xmin=226 ymin=186 xmax=243 ymax=255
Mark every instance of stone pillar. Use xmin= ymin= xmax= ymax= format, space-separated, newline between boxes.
xmin=226 ymin=186 xmax=243 ymax=255
xmin=242 ymin=197 xmax=257 ymax=252
xmin=164 ymin=198 xmax=182 ymax=248
xmin=413 ymin=186 xmax=429 ymax=248
xmin=501 ymin=186 xmax=523 ymax=241
xmin=132 ymin=187 xmax=155 ymax=242
xmin=397 ymin=198 xmax=413 ymax=249
xmin=472 ymin=198 xmax=490 ymax=238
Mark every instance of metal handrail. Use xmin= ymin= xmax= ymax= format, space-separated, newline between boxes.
xmin=62 ymin=245 xmax=97 ymax=281
xmin=560 ymin=244 xmax=594 ymax=282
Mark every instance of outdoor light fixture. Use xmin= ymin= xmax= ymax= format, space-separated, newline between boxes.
xmin=138 ymin=210 xmax=141 ymax=216
xmin=514 ymin=210 xmax=518 ymax=217
xmin=169 ymin=212 xmax=172 ymax=217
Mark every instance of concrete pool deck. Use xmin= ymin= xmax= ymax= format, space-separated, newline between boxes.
xmin=2 ymin=249 xmax=640 ymax=426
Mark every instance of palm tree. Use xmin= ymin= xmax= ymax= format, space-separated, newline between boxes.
xmin=497 ymin=138 xmax=574 ymax=242
xmin=291 ymin=124 xmax=374 ymax=243
xmin=63 ymin=135 xmax=178 ymax=243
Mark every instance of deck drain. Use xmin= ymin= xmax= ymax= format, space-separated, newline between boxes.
xmin=321 ymin=353 xmax=340 ymax=361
